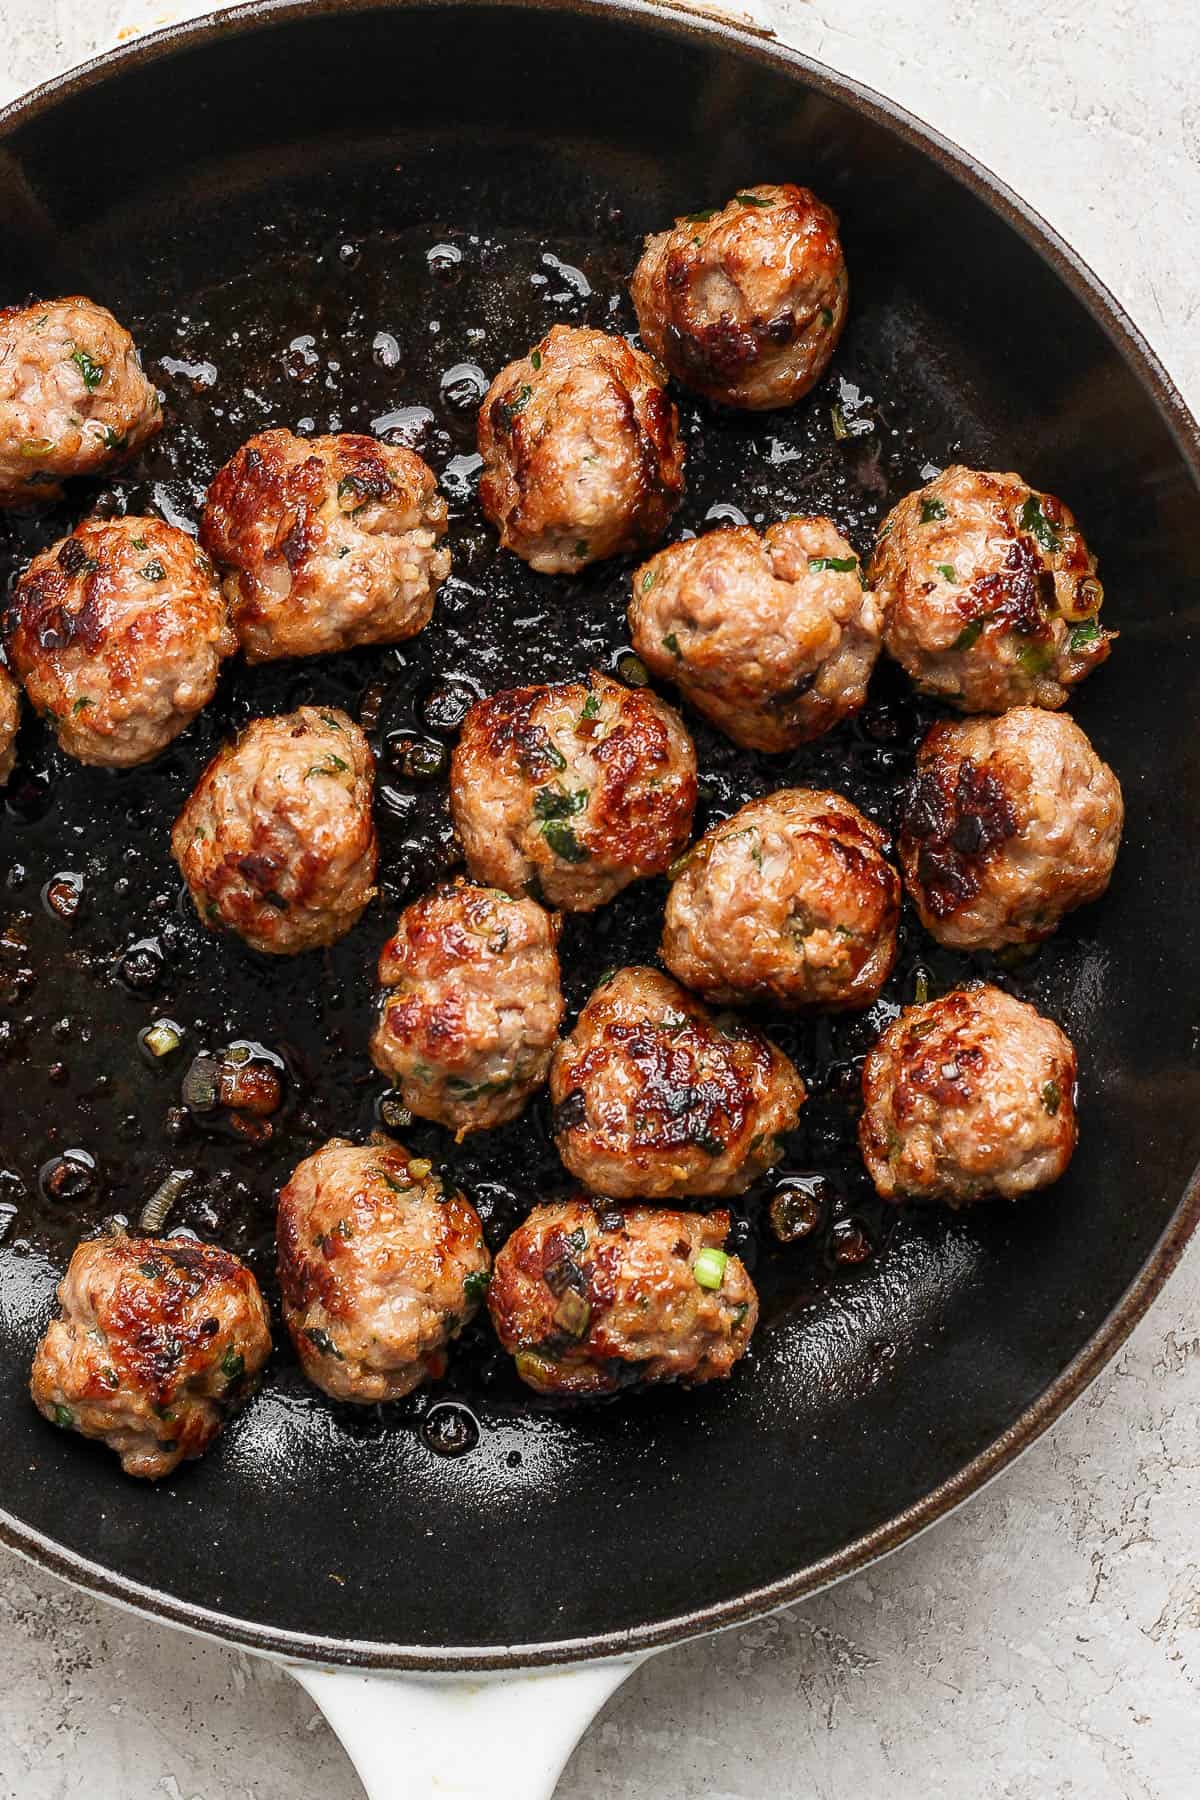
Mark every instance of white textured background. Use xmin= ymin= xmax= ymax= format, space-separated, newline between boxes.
xmin=2 ymin=2 xmax=1199 ymax=1796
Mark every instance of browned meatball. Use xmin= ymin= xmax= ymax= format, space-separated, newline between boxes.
xmin=477 ymin=325 xmax=684 ymax=574
xmin=371 ymin=881 xmax=564 ymax=1134
xmin=488 ymin=1196 xmax=757 ymax=1398
xmin=550 ymin=966 xmax=805 ymax=1199
xmin=7 ymin=516 xmax=233 ymax=767
xmin=0 ymin=297 xmax=161 ymax=507
xmin=859 ymin=984 xmax=1078 ymax=1205
xmin=200 ymin=430 xmax=449 ymax=662
xmin=630 ymin=183 xmax=847 ymax=411
xmin=450 ymin=672 xmax=696 ymax=911
xmin=0 ymin=666 xmax=19 ymax=783
xmin=631 ymin=518 xmax=880 ymax=750
xmin=172 ymin=706 xmax=378 ymax=954
xmin=899 ymin=709 xmax=1123 ymax=951
xmin=663 ymin=789 xmax=899 ymax=1010
xmin=276 ymin=1138 xmax=491 ymax=1403
xmin=29 ymin=1235 xmax=271 ymax=1479
xmin=870 ymin=465 xmax=1112 ymax=712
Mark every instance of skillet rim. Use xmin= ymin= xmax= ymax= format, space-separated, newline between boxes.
xmin=1 ymin=0 xmax=1198 ymax=1672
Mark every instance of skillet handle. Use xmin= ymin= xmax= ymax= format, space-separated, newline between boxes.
xmin=290 ymin=1658 xmax=647 ymax=1800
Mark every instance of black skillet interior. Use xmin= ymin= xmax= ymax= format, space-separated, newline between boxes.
xmin=1 ymin=0 xmax=1198 ymax=1664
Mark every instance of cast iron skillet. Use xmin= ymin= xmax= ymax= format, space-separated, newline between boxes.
xmin=0 ymin=0 xmax=1198 ymax=1673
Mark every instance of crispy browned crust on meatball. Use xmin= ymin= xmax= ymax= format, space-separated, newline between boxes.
xmin=858 ymin=984 xmax=1078 ymax=1205
xmin=371 ymin=881 xmax=564 ymax=1134
xmin=477 ymin=324 xmax=685 ymax=574
xmin=549 ymin=966 xmax=805 ymax=1199
xmin=631 ymin=518 xmax=880 ymax=750
xmin=870 ymin=465 xmax=1112 ymax=712
xmin=29 ymin=1235 xmax=271 ymax=1479
xmin=450 ymin=672 xmax=696 ymax=911
xmin=0 ymin=297 xmax=162 ymax=507
xmin=171 ymin=706 xmax=378 ymax=954
xmin=276 ymin=1138 xmax=491 ymax=1403
xmin=630 ymin=183 xmax=847 ymax=411
xmin=7 ymin=516 xmax=233 ymax=767
xmin=0 ymin=666 xmax=19 ymax=783
xmin=200 ymin=430 xmax=449 ymax=662
xmin=899 ymin=708 xmax=1124 ymax=951
xmin=663 ymin=788 xmax=899 ymax=1010
xmin=488 ymin=1196 xmax=757 ymax=1397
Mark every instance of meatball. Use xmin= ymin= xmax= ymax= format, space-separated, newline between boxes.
xmin=630 ymin=517 xmax=880 ymax=750
xmin=859 ymin=984 xmax=1078 ymax=1205
xmin=29 ymin=1234 xmax=271 ymax=1479
xmin=899 ymin=708 xmax=1123 ymax=951
xmin=172 ymin=706 xmax=378 ymax=954
xmin=200 ymin=430 xmax=450 ymax=661
xmin=7 ymin=516 xmax=233 ymax=767
xmin=371 ymin=881 xmax=564 ymax=1135
xmin=870 ymin=465 xmax=1112 ymax=712
xmin=550 ymin=966 xmax=805 ymax=1199
xmin=0 ymin=665 xmax=20 ymax=783
xmin=477 ymin=324 xmax=684 ymax=574
xmin=0 ymin=297 xmax=161 ymax=507
xmin=630 ymin=183 xmax=847 ymax=411
xmin=662 ymin=789 xmax=899 ymax=1010
xmin=489 ymin=1197 xmax=757 ymax=1398
xmin=276 ymin=1138 xmax=491 ymax=1403
xmin=450 ymin=672 xmax=696 ymax=911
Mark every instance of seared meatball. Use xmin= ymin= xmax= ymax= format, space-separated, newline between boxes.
xmin=276 ymin=1138 xmax=491 ymax=1403
xmin=7 ymin=516 xmax=233 ymax=767
xmin=30 ymin=1235 xmax=270 ymax=1479
xmin=201 ymin=430 xmax=449 ymax=661
xmin=477 ymin=325 xmax=684 ymax=574
xmin=630 ymin=183 xmax=847 ymax=411
xmin=450 ymin=672 xmax=696 ymax=911
xmin=899 ymin=708 xmax=1123 ymax=951
xmin=550 ymin=966 xmax=805 ymax=1199
xmin=490 ymin=1197 xmax=757 ymax=1398
xmin=631 ymin=517 xmax=880 ymax=750
xmin=870 ymin=465 xmax=1112 ymax=712
xmin=0 ymin=665 xmax=19 ymax=783
xmin=663 ymin=789 xmax=899 ymax=1010
xmin=859 ymin=984 xmax=1078 ymax=1204
xmin=371 ymin=881 xmax=564 ymax=1134
xmin=172 ymin=706 xmax=377 ymax=954
xmin=0 ymin=297 xmax=161 ymax=507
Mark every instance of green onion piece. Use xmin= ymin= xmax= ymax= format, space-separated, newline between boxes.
xmin=952 ymin=620 xmax=984 ymax=651
xmin=142 ymin=1019 xmax=182 ymax=1058
xmin=734 ymin=192 xmax=773 ymax=207
xmin=641 ymin=569 xmax=657 ymax=593
xmin=220 ymin=1347 xmax=245 ymax=1383
xmin=553 ymin=1289 xmax=591 ymax=1338
xmin=69 ymin=347 xmax=104 ymax=390
xmin=463 ymin=1269 xmax=491 ymax=1307
xmin=19 ymin=437 xmax=56 ymax=459
xmin=693 ymin=1248 xmax=728 ymax=1290
xmin=1068 ymin=618 xmax=1102 ymax=653
xmin=919 ymin=496 xmax=947 ymax=524
xmin=1041 ymin=1080 xmax=1062 ymax=1116
xmin=936 ymin=564 xmax=956 ymax=581
xmin=662 ymin=632 xmax=681 ymax=656
xmin=808 ymin=554 xmax=858 ymax=573
xmin=530 ymin=349 xmax=542 ymax=370
xmin=830 ymin=403 xmax=849 ymax=441
xmin=52 ymin=1404 xmax=75 ymax=1428
xmin=1019 ymin=494 xmax=1062 ymax=553
xmin=616 ymin=651 xmax=650 ymax=687
xmin=139 ymin=1167 xmax=193 ymax=1232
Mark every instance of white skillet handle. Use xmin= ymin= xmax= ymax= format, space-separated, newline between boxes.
xmin=291 ymin=1658 xmax=646 ymax=1800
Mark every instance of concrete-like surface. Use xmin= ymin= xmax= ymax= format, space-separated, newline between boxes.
xmin=2 ymin=3 xmax=1198 ymax=1796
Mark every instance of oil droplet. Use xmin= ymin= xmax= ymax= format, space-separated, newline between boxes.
xmin=422 ymin=1402 xmax=480 ymax=1458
